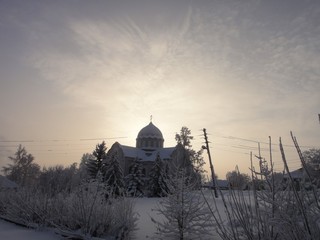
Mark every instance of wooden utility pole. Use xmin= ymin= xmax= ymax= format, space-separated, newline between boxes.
xmin=203 ymin=128 xmax=218 ymax=198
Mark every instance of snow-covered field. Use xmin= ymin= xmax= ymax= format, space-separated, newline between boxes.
xmin=134 ymin=197 xmax=160 ymax=239
xmin=0 ymin=191 xmax=227 ymax=239
xmin=0 ymin=219 xmax=61 ymax=240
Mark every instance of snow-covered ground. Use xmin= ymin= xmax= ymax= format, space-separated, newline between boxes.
xmin=0 ymin=190 xmax=224 ymax=239
xmin=0 ymin=220 xmax=61 ymax=240
xmin=134 ymin=197 xmax=161 ymax=239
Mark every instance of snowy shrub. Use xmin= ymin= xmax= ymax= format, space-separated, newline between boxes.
xmin=151 ymin=169 xmax=213 ymax=240
xmin=51 ymin=181 xmax=114 ymax=236
xmin=0 ymin=188 xmax=50 ymax=227
xmin=0 ymin=180 xmax=137 ymax=239
xmin=109 ymin=197 xmax=138 ymax=239
xmin=205 ymin=134 xmax=320 ymax=240
xmin=47 ymin=181 xmax=137 ymax=238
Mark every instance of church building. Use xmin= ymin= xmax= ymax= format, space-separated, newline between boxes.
xmin=106 ymin=121 xmax=176 ymax=177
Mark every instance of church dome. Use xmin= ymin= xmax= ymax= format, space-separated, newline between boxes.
xmin=136 ymin=122 xmax=164 ymax=150
xmin=137 ymin=122 xmax=163 ymax=139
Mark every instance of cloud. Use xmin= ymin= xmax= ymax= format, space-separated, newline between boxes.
xmin=24 ymin=5 xmax=195 ymax=110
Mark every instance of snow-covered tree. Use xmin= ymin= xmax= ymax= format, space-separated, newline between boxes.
xmin=226 ymin=169 xmax=251 ymax=190
xmin=2 ymin=145 xmax=40 ymax=187
xmin=86 ymin=141 xmax=107 ymax=179
xmin=78 ymin=153 xmax=92 ymax=180
xmin=148 ymin=153 xmax=169 ymax=197
xmin=175 ymin=127 xmax=205 ymax=189
xmin=175 ymin=126 xmax=205 ymax=174
xmin=171 ymin=144 xmax=201 ymax=189
xmin=175 ymin=126 xmax=194 ymax=148
xmin=104 ymin=152 xmax=125 ymax=197
xmin=126 ymin=158 xmax=145 ymax=197
xmin=151 ymin=168 xmax=212 ymax=239
xmin=303 ymin=148 xmax=320 ymax=186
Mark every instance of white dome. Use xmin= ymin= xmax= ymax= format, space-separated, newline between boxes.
xmin=136 ymin=122 xmax=164 ymax=149
xmin=137 ymin=122 xmax=163 ymax=139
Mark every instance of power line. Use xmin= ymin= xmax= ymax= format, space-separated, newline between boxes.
xmin=0 ymin=136 xmax=128 ymax=143
xmin=201 ymin=131 xmax=318 ymax=149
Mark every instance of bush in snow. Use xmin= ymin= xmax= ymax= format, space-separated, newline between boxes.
xmin=151 ymin=168 xmax=212 ymax=240
xmin=52 ymin=180 xmax=137 ymax=238
xmin=205 ymin=133 xmax=320 ymax=240
xmin=0 ymin=180 xmax=137 ymax=239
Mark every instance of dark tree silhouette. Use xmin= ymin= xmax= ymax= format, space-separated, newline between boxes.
xmin=149 ymin=153 xmax=169 ymax=197
xmin=303 ymin=148 xmax=320 ymax=186
xmin=175 ymin=126 xmax=205 ymax=174
xmin=126 ymin=158 xmax=145 ymax=196
xmin=86 ymin=141 xmax=107 ymax=179
xmin=104 ymin=152 xmax=125 ymax=196
xmin=2 ymin=145 xmax=40 ymax=187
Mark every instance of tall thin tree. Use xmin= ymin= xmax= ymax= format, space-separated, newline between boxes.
xmin=87 ymin=141 xmax=107 ymax=179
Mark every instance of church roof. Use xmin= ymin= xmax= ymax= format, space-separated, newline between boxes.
xmin=119 ymin=144 xmax=175 ymax=161
xmin=284 ymin=168 xmax=304 ymax=179
xmin=137 ymin=122 xmax=163 ymax=140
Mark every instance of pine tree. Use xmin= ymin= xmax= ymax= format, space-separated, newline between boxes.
xmin=104 ymin=152 xmax=125 ymax=197
xmin=86 ymin=141 xmax=107 ymax=179
xmin=149 ymin=153 xmax=169 ymax=197
xmin=126 ymin=158 xmax=145 ymax=197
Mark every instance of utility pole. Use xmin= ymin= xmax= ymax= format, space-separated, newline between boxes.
xmin=202 ymin=128 xmax=218 ymax=198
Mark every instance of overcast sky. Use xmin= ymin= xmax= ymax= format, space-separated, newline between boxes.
xmin=1 ymin=0 xmax=319 ymax=178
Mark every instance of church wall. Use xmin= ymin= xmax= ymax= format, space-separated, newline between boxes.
xmin=123 ymin=156 xmax=135 ymax=176
xmin=136 ymin=137 xmax=164 ymax=149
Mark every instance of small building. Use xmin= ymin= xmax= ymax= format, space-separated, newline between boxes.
xmin=0 ymin=175 xmax=18 ymax=191
xmin=284 ymin=168 xmax=304 ymax=180
xmin=202 ymin=179 xmax=229 ymax=190
xmin=283 ymin=168 xmax=314 ymax=190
